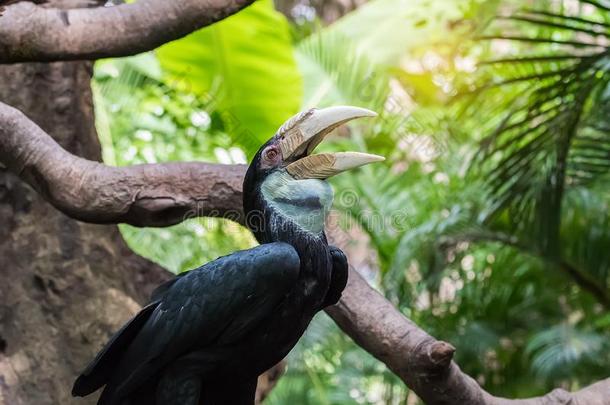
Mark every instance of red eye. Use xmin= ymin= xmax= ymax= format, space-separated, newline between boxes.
xmin=265 ymin=148 xmax=279 ymax=161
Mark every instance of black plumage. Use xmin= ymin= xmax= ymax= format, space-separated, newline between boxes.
xmin=72 ymin=106 xmax=380 ymax=405
xmin=74 ymin=243 xmax=309 ymax=404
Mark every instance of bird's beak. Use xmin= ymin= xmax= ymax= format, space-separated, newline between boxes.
xmin=278 ymin=106 xmax=385 ymax=180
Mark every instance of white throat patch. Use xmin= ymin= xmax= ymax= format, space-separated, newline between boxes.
xmin=261 ymin=170 xmax=334 ymax=234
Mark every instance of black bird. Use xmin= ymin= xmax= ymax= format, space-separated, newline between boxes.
xmin=72 ymin=106 xmax=384 ymax=405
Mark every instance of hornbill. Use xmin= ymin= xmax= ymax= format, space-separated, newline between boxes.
xmin=72 ymin=106 xmax=384 ymax=405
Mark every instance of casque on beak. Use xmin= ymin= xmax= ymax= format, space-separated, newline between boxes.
xmin=277 ymin=106 xmax=385 ymax=180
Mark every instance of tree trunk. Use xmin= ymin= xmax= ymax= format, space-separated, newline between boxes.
xmin=0 ymin=60 xmax=168 ymax=404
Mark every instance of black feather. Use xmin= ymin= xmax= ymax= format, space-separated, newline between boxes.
xmin=92 ymin=242 xmax=300 ymax=404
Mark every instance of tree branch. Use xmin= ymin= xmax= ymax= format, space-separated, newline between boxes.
xmin=2 ymin=100 xmax=608 ymax=404
xmin=255 ymin=362 xmax=286 ymax=404
xmin=326 ymin=269 xmax=610 ymax=405
xmin=0 ymin=0 xmax=255 ymax=63
xmin=0 ymin=101 xmax=246 ymax=227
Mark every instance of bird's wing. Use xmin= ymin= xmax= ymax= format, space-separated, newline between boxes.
xmin=150 ymin=270 xmax=190 ymax=302
xmin=110 ymin=242 xmax=300 ymax=398
xmin=321 ymin=246 xmax=348 ymax=308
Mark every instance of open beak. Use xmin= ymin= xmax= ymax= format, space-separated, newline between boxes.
xmin=277 ymin=106 xmax=385 ymax=180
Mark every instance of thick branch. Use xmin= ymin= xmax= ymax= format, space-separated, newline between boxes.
xmin=0 ymin=0 xmax=255 ymax=63
xmin=0 ymin=101 xmax=246 ymax=227
xmin=326 ymin=269 xmax=610 ymax=405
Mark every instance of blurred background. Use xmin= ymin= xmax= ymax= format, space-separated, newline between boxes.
xmin=93 ymin=0 xmax=610 ymax=403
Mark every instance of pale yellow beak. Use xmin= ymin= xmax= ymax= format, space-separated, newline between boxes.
xmin=276 ymin=106 xmax=385 ymax=180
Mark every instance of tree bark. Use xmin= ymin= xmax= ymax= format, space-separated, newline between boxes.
xmin=0 ymin=101 xmax=245 ymax=227
xmin=0 ymin=2 xmax=247 ymax=401
xmin=0 ymin=53 xmax=278 ymax=405
xmin=0 ymin=58 xmax=167 ymax=404
xmin=0 ymin=0 xmax=369 ymax=64
xmin=0 ymin=0 xmax=255 ymax=63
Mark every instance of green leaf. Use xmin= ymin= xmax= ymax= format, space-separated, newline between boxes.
xmin=505 ymin=15 xmax=609 ymax=38
xmin=296 ymin=33 xmax=389 ymax=110
xmin=526 ymin=324 xmax=605 ymax=379
xmin=474 ymin=7 xmax=610 ymax=255
xmin=157 ymin=0 xmax=303 ymax=156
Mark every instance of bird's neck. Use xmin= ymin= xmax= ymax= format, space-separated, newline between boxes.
xmin=259 ymin=171 xmax=333 ymax=235
xmin=246 ymin=192 xmax=331 ymax=269
xmin=244 ymin=171 xmax=334 ymax=279
xmin=245 ymin=195 xmax=333 ymax=309
xmin=261 ymin=208 xmax=330 ymax=258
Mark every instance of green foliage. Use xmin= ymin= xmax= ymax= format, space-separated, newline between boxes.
xmin=157 ymin=0 xmax=302 ymax=157
xmin=296 ymin=33 xmax=389 ymax=110
xmin=525 ymin=323 xmax=607 ymax=380
xmin=269 ymin=0 xmax=610 ymax=400
xmin=326 ymin=0 xmax=482 ymax=65
xmin=473 ymin=3 xmax=610 ymax=261
xmin=94 ymin=54 xmax=256 ymax=274
xmin=94 ymin=0 xmax=610 ymax=402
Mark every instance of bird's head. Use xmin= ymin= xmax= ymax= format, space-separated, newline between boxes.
xmin=243 ymin=106 xmax=384 ymax=243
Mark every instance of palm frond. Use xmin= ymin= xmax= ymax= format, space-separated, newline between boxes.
xmin=561 ymin=188 xmax=610 ymax=285
xmin=567 ymin=92 xmax=610 ymax=185
xmin=502 ymin=15 xmax=608 ymax=38
xmin=522 ymin=9 xmax=610 ymax=30
xmin=525 ymin=324 xmax=606 ymax=380
xmin=480 ymin=54 xmax=593 ymax=64
xmin=296 ymin=32 xmax=389 ymax=110
xmin=477 ymin=35 xmax=604 ymax=48
xmin=473 ymin=1 xmax=610 ymax=258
